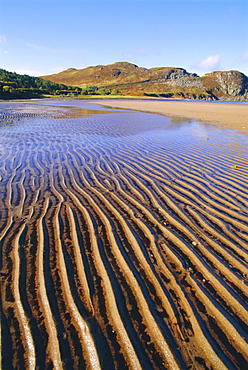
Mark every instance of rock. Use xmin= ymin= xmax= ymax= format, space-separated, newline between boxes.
xmin=202 ymin=70 xmax=248 ymax=99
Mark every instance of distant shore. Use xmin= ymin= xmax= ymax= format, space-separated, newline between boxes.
xmin=96 ymin=98 xmax=248 ymax=133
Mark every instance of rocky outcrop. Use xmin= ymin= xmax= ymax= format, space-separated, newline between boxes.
xmin=201 ymin=71 xmax=248 ymax=100
xmin=150 ymin=68 xmax=203 ymax=88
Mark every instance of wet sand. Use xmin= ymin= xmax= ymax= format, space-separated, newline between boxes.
xmin=99 ymin=99 xmax=248 ymax=133
xmin=0 ymin=100 xmax=248 ymax=369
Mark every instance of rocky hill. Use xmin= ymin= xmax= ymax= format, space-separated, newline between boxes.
xmin=201 ymin=70 xmax=248 ymax=100
xmin=41 ymin=62 xmax=248 ymax=100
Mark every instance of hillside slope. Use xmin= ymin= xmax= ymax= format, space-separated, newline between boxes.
xmin=0 ymin=68 xmax=79 ymax=99
xmin=41 ymin=62 xmax=248 ymax=100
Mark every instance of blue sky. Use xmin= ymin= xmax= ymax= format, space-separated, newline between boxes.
xmin=0 ymin=0 xmax=247 ymax=77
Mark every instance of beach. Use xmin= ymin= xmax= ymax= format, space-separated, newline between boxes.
xmin=0 ymin=99 xmax=248 ymax=369
xmin=98 ymin=99 xmax=248 ymax=133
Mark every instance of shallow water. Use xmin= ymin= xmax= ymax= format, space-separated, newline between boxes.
xmin=1 ymin=100 xmax=248 ymax=370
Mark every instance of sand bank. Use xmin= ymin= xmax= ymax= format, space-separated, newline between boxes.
xmin=98 ymin=99 xmax=248 ymax=132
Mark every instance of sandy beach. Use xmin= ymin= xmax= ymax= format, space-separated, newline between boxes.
xmin=98 ymin=99 xmax=248 ymax=133
xmin=1 ymin=100 xmax=248 ymax=369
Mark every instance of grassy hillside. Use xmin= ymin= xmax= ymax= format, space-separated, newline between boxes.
xmin=1 ymin=63 xmax=248 ymax=100
xmin=0 ymin=69 xmax=120 ymax=99
xmin=41 ymin=62 xmax=248 ymax=100
xmin=0 ymin=69 xmax=82 ymax=99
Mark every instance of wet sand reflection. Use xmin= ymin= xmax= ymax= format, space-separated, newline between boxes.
xmin=0 ymin=100 xmax=248 ymax=369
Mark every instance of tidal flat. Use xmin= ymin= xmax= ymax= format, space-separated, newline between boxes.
xmin=0 ymin=99 xmax=248 ymax=370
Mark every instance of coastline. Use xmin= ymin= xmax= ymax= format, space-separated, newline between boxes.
xmin=96 ymin=99 xmax=248 ymax=133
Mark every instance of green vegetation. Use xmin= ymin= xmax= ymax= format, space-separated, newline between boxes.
xmin=0 ymin=69 xmax=120 ymax=99
xmin=144 ymin=93 xmax=174 ymax=98
xmin=81 ymin=86 xmax=120 ymax=96
xmin=0 ymin=68 xmax=80 ymax=99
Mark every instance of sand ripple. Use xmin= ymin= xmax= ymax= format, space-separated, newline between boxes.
xmin=0 ymin=101 xmax=248 ymax=369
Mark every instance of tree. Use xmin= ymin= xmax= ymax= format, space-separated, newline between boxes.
xmin=2 ymin=85 xmax=10 ymax=92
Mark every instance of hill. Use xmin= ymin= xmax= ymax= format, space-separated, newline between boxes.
xmin=41 ymin=62 xmax=248 ymax=100
xmin=0 ymin=69 xmax=81 ymax=99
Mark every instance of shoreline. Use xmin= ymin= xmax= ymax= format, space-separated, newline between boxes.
xmin=95 ymin=98 xmax=248 ymax=133
xmin=1 ymin=97 xmax=247 ymax=133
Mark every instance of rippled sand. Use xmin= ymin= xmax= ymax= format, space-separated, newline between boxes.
xmin=0 ymin=100 xmax=248 ymax=369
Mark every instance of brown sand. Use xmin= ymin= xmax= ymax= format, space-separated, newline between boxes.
xmin=98 ymin=99 xmax=248 ymax=133
xmin=1 ymin=101 xmax=248 ymax=370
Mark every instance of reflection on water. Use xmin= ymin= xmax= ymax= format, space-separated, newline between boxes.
xmin=1 ymin=100 xmax=248 ymax=370
xmin=0 ymin=99 xmax=246 ymax=142
xmin=0 ymin=99 xmax=247 ymax=204
xmin=0 ymin=100 xmax=125 ymax=126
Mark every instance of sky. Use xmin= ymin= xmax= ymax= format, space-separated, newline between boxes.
xmin=0 ymin=0 xmax=248 ymax=77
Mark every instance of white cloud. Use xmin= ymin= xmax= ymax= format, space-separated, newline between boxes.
xmin=8 ymin=69 xmax=43 ymax=76
xmin=24 ymin=41 xmax=59 ymax=53
xmin=0 ymin=35 xmax=8 ymax=56
xmin=0 ymin=35 xmax=7 ymax=45
xmin=0 ymin=50 xmax=8 ymax=55
xmin=194 ymin=55 xmax=221 ymax=71
xmin=120 ymin=48 xmax=147 ymax=65
xmin=232 ymin=50 xmax=248 ymax=76
xmin=241 ymin=50 xmax=248 ymax=63
xmin=47 ymin=66 xmax=69 ymax=74
xmin=133 ymin=48 xmax=146 ymax=56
